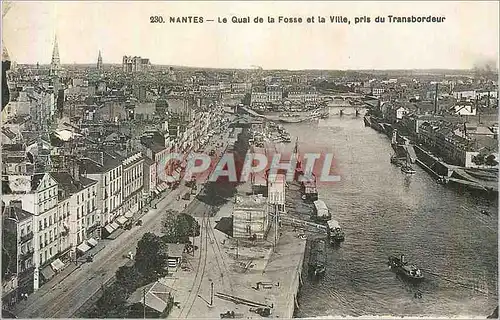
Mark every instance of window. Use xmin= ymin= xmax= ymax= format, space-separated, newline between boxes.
xmin=40 ymin=253 xmax=43 ymax=264
xmin=44 ymin=251 xmax=47 ymax=261
xmin=77 ymin=208 xmax=80 ymax=219
xmin=27 ymin=225 xmax=31 ymax=233
xmin=21 ymin=228 xmax=25 ymax=236
xmin=49 ymin=216 xmax=52 ymax=225
xmin=49 ymin=247 xmax=52 ymax=256
xmin=44 ymin=218 xmax=47 ymax=229
xmin=39 ymin=236 xmax=43 ymax=249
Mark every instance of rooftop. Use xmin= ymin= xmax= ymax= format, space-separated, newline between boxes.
xmin=127 ymin=281 xmax=172 ymax=313
xmin=234 ymin=194 xmax=267 ymax=209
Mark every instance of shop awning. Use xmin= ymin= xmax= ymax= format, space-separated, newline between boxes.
xmin=116 ymin=216 xmax=128 ymax=225
xmin=104 ymin=225 xmax=115 ymax=234
xmin=77 ymin=242 xmax=91 ymax=253
xmin=50 ymin=259 xmax=65 ymax=272
xmin=87 ymin=238 xmax=98 ymax=247
xmin=157 ymin=182 xmax=168 ymax=192
xmin=40 ymin=265 xmax=55 ymax=280
xmin=110 ymin=222 xmax=120 ymax=230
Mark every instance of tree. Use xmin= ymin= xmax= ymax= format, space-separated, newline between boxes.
xmin=176 ymin=213 xmax=201 ymax=238
xmin=472 ymin=154 xmax=485 ymax=165
xmin=162 ymin=212 xmax=180 ymax=243
xmin=485 ymin=154 xmax=498 ymax=166
xmin=115 ymin=265 xmax=142 ymax=293
xmin=162 ymin=212 xmax=200 ymax=243
xmin=95 ymin=283 xmax=129 ymax=318
xmin=2 ymin=231 xmax=17 ymax=281
xmin=134 ymin=233 xmax=169 ymax=282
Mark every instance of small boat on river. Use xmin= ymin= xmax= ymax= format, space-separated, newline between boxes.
xmin=388 ymin=254 xmax=424 ymax=281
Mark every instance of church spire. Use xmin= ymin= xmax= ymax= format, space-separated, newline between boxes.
xmin=50 ymin=35 xmax=60 ymax=76
xmin=97 ymin=50 xmax=103 ymax=70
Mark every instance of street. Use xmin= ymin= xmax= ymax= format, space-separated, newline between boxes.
xmin=12 ymin=128 xmax=233 ymax=318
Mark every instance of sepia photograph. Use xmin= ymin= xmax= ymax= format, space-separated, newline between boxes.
xmin=1 ymin=1 xmax=499 ymax=319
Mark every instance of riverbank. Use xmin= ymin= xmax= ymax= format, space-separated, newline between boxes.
xmin=364 ymin=114 xmax=498 ymax=196
xmin=166 ymin=176 xmax=307 ymax=318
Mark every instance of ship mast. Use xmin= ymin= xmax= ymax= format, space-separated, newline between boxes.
xmin=293 ymin=137 xmax=302 ymax=171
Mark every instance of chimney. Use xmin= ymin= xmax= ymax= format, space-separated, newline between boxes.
xmin=434 ymin=83 xmax=438 ymax=114
xmin=73 ymin=158 xmax=80 ymax=182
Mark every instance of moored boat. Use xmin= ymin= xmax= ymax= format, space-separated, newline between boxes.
xmin=401 ymin=164 xmax=416 ymax=174
xmin=301 ymin=177 xmax=319 ymax=202
xmin=308 ymin=239 xmax=326 ymax=278
xmin=390 ymin=155 xmax=403 ymax=167
xmin=388 ymin=254 xmax=424 ymax=281
xmin=312 ymin=199 xmax=331 ymax=222
xmin=327 ymin=219 xmax=345 ymax=243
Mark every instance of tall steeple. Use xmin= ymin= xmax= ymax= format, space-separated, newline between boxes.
xmin=50 ymin=35 xmax=60 ymax=76
xmin=97 ymin=50 xmax=103 ymax=70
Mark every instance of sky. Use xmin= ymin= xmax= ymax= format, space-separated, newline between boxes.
xmin=2 ymin=1 xmax=499 ymax=70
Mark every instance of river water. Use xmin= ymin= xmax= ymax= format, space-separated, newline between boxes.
xmin=279 ymin=105 xmax=498 ymax=317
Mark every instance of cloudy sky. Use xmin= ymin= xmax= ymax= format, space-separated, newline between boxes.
xmin=2 ymin=1 xmax=499 ymax=70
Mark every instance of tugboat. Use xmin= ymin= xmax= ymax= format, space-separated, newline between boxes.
xmin=388 ymin=254 xmax=424 ymax=281
xmin=308 ymin=239 xmax=326 ymax=278
xmin=400 ymin=154 xmax=416 ymax=174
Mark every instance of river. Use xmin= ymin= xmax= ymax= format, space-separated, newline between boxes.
xmin=278 ymin=105 xmax=498 ymax=317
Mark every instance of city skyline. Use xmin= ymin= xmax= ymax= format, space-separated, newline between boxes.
xmin=2 ymin=1 xmax=499 ymax=70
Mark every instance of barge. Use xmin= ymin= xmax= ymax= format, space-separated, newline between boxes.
xmin=308 ymin=239 xmax=326 ymax=278
xmin=312 ymin=199 xmax=331 ymax=222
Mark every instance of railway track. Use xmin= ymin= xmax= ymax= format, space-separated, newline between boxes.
xmin=206 ymin=217 xmax=233 ymax=293
xmin=178 ymin=215 xmax=209 ymax=318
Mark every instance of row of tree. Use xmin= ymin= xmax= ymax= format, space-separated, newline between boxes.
xmin=472 ymin=154 xmax=498 ymax=166
xmin=83 ymin=212 xmax=200 ymax=318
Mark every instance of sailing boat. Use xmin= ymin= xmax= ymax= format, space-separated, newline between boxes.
xmin=401 ymin=152 xmax=416 ymax=174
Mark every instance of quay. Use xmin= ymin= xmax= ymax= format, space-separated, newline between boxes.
xmin=364 ymin=112 xmax=498 ymax=195
xmin=166 ymin=175 xmax=308 ymax=319
xmin=165 ymin=125 xmax=310 ymax=319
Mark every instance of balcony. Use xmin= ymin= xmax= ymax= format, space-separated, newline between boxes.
xmin=20 ymin=231 xmax=33 ymax=243
xmin=19 ymin=248 xmax=34 ymax=260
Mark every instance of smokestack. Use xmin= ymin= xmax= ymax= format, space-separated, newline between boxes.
xmin=434 ymin=83 xmax=439 ymax=114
